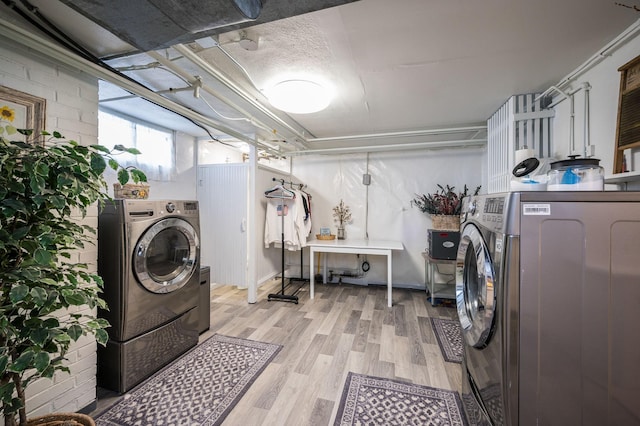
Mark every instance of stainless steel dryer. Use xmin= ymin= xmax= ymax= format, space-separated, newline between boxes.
xmin=457 ymin=191 xmax=640 ymax=425
xmin=97 ymin=199 xmax=200 ymax=393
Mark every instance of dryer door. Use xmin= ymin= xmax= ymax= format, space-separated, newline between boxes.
xmin=456 ymin=223 xmax=496 ymax=348
xmin=133 ymin=217 xmax=199 ymax=293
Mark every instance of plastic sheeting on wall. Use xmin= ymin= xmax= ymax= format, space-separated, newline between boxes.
xmin=291 ymin=148 xmax=486 ymax=287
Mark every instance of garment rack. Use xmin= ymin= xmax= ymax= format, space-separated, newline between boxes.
xmin=266 ymin=178 xmax=308 ymax=304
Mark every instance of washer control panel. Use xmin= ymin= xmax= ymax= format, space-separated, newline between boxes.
xmin=461 ymin=195 xmax=507 ymax=233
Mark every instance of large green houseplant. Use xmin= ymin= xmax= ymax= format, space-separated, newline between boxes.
xmin=0 ymin=114 xmax=146 ymax=425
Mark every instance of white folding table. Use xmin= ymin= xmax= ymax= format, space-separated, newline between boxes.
xmin=307 ymin=239 xmax=404 ymax=307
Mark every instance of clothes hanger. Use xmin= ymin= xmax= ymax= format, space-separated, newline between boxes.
xmin=264 ymin=184 xmax=295 ymax=199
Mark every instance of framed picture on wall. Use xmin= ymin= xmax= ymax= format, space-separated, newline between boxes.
xmin=0 ymin=85 xmax=46 ymax=144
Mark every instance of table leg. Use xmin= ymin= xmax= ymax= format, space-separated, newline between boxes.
xmin=310 ymin=248 xmax=315 ymax=300
xmin=387 ymin=250 xmax=392 ymax=307
xmin=323 ymin=253 xmax=328 ymax=283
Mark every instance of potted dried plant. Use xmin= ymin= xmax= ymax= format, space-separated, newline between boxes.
xmin=332 ymin=199 xmax=352 ymax=240
xmin=411 ymin=184 xmax=480 ymax=230
xmin=0 ymin=111 xmax=145 ymax=425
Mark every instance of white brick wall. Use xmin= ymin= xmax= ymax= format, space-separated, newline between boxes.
xmin=0 ymin=36 xmax=101 ymax=416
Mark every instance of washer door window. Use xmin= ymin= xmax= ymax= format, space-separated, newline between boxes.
xmin=456 ymin=223 xmax=496 ymax=348
xmin=134 ymin=218 xmax=199 ymax=293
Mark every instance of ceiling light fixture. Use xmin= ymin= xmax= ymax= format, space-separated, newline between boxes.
xmin=265 ymin=79 xmax=332 ymax=114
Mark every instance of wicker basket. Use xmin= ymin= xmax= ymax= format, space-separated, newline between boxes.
xmin=430 ymin=214 xmax=460 ymax=231
xmin=27 ymin=413 xmax=95 ymax=426
xmin=315 ymin=234 xmax=336 ymax=240
xmin=113 ymin=183 xmax=150 ymax=199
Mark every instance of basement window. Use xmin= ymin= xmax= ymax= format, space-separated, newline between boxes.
xmin=98 ymin=109 xmax=175 ymax=181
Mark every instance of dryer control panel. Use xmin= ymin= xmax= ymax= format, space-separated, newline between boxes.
xmin=122 ymin=200 xmax=199 ymax=222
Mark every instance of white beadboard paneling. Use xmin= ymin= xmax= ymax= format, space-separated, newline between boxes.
xmin=198 ymin=164 xmax=249 ymax=287
xmin=488 ymin=93 xmax=554 ymax=193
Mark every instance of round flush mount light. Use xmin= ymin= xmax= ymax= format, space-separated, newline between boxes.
xmin=265 ymin=79 xmax=332 ymax=114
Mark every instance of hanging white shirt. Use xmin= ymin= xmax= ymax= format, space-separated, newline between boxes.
xmin=264 ymin=197 xmax=302 ymax=250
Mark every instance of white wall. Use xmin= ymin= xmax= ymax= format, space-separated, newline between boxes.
xmin=550 ymin=22 xmax=640 ymax=189
xmin=0 ymin=39 xmax=100 ymax=415
xmin=198 ymin=139 xmax=244 ymax=164
xmin=291 ymin=148 xmax=486 ymax=287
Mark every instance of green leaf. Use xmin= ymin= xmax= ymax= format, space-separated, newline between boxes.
xmin=34 ymin=248 xmax=52 ymax=265
xmin=11 ymin=226 xmax=31 ymax=240
xmin=51 ymin=195 xmax=66 ymax=210
xmin=30 ymin=175 xmax=46 ymax=194
xmin=89 ymin=144 xmax=110 ymax=153
xmin=9 ymin=285 xmax=29 ymax=303
xmin=125 ymin=147 xmax=142 ymax=155
xmin=30 ymin=287 xmax=48 ymax=306
xmin=43 ymin=317 xmax=60 ymax=328
xmin=112 ymin=144 xmax=126 ymax=152
xmin=108 ymin=158 xmax=119 ymax=171
xmin=35 ymin=162 xmax=49 ymax=176
xmin=10 ymin=350 xmax=34 ymax=372
xmin=68 ymin=324 xmax=83 ymax=341
xmin=2 ymin=199 xmax=26 ymax=212
xmin=90 ymin=152 xmax=107 ymax=175
xmin=0 ymin=355 xmax=8 ymax=374
xmin=62 ymin=291 xmax=86 ymax=305
xmin=117 ymin=168 xmax=130 ymax=185
xmin=95 ymin=329 xmax=109 ymax=346
xmin=0 ymin=382 xmax=15 ymax=402
xmin=55 ymin=333 xmax=71 ymax=344
xmin=30 ymin=327 xmax=50 ymax=346
xmin=131 ymin=169 xmax=147 ymax=183
xmin=8 ymin=180 xmax=26 ymax=193
xmin=33 ymin=352 xmax=50 ymax=373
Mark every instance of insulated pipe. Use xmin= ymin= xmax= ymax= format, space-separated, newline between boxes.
xmin=583 ymin=82 xmax=591 ymax=158
xmin=537 ymin=18 xmax=640 ymax=100
xmin=0 ymin=17 xmax=284 ymax=156
xmin=286 ymin=139 xmax=487 ymax=155
xmin=146 ymin=50 xmax=257 ymax=125
xmin=364 ymin=152 xmax=369 ymax=240
xmin=307 ymin=125 xmax=487 ymax=143
xmin=100 ymin=85 xmax=194 ymax=103
xmin=172 ymin=44 xmax=314 ymax=147
xmin=570 ymin=92 xmax=575 ymax=154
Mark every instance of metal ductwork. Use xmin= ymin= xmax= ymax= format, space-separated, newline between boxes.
xmin=58 ymin=0 xmax=359 ymax=52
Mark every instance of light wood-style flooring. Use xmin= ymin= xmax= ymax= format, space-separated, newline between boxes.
xmin=93 ymin=279 xmax=462 ymax=425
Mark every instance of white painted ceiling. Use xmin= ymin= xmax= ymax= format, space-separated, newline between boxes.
xmin=15 ymin=0 xmax=640 ymax=154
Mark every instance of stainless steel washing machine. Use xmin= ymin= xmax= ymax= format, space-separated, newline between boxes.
xmin=457 ymin=191 xmax=640 ymax=425
xmin=97 ymin=199 xmax=200 ymax=393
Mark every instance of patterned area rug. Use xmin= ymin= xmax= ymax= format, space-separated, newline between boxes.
xmin=334 ymin=372 xmax=467 ymax=426
xmin=430 ymin=317 xmax=463 ymax=364
xmin=95 ymin=334 xmax=281 ymax=426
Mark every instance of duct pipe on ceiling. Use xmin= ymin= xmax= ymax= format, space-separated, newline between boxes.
xmin=172 ymin=44 xmax=314 ymax=147
xmin=0 ymin=17 xmax=281 ymax=156
xmin=285 ymin=139 xmax=487 ymax=156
